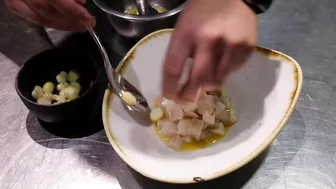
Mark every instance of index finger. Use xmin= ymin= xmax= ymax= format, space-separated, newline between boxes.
xmin=162 ymin=30 xmax=193 ymax=101
xmin=48 ymin=0 xmax=95 ymax=26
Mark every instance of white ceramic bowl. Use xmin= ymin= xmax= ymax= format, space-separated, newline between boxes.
xmin=102 ymin=29 xmax=303 ymax=183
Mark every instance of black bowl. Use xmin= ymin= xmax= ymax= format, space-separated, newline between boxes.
xmin=15 ymin=48 xmax=99 ymax=123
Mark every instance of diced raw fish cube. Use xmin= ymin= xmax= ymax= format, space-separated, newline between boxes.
xmin=199 ymin=129 xmax=210 ymax=140
xmin=189 ymin=118 xmax=204 ymax=141
xmin=184 ymin=111 xmax=198 ymax=118
xmin=161 ymin=97 xmax=176 ymax=109
xmin=167 ymin=104 xmax=184 ymax=122
xmin=203 ymin=111 xmax=215 ymax=125
xmin=215 ymin=101 xmax=226 ymax=113
xmin=160 ymin=121 xmax=177 ymax=138
xmin=182 ymin=136 xmax=192 ymax=143
xmin=224 ymin=109 xmax=238 ymax=126
xmin=176 ymin=119 xmax=191 ymax=136
xmin=182 ymin=101 xmax=197 ymax=112
xmin=210 ymin=122 xmax=225 ymax=136
xmin=168 ymin=136 xmax=184 ymax=150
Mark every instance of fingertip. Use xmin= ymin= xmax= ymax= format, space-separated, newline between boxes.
xmin=229 ymin=64 xmax=242 ymax=72
xmin=162 ymin=92 xmax=178 ymax=102
xmin=178 ymin=85 xmax=199 ymax=102
xmin=82 ymin=16 xmax=96 ymax=28
xmin=162 ymin=85 xmax=176 ymax=99
xmin=162 ymin=83 xmax=183 ymax=102
xmin=173 ymin=97 xmax=186 ymax=104
xmin=79 ymin=14 xmax=94 ymax=26
xmin=51 ymin=0 xmax=94 ymax=27
xmin=90 ymin=17 xmax=96 ymax=27
xmin=75 ymin=26 xmax=88 ymax=32
xmin=203 ymin=85 xmax=219 ymax=93
xmin=194 ymin=88 xmax=204 ymax=102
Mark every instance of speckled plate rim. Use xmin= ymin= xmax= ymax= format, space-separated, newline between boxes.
xmin=102 ymin=29 xmax=303 ymax=184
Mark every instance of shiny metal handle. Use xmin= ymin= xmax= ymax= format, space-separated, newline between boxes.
xmin=86 ymin=26 xmax=108 ymax=64
xmin=87 ymin=26 xmax=149 ymax=112
xmin=136 ymin=0 xmax=147 ymax=15
xmin=86 ymin=26 xmax=122 ymax=96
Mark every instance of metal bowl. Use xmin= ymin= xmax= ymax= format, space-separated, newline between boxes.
xmin=92 ymin=0 xmax=187 ymax=38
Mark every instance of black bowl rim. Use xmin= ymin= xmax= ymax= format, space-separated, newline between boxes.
xmin=15 ymin=47 xmax=100 ymax=108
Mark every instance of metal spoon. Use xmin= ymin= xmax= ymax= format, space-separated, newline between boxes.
xmin=135 ymin=0 xmax=158 ymax=15
xmin=86 ymin=26 xmax=149 ymax=112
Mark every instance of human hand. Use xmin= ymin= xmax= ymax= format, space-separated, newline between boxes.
xmin=5 ymin=0 xmax=95 ymax=31
xmin=162 ymin=0 xmax=257 ymax=101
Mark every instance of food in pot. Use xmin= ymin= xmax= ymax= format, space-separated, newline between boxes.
xmin=31 ymin=70 xmax=82 ymax=105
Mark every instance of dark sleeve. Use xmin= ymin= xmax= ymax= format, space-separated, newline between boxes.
xmin=243 ymin=0 xmax=273 ymax=14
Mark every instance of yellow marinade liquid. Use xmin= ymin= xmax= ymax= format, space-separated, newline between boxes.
xmin=124 ymin=5 xmax=167 ymax=15
xmin=154 ymin=123 xmax=232 ymax=151
xmin=124 ymin=7 xmax=139 ymax=15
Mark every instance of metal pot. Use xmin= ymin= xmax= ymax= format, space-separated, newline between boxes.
xmin=92 ymin=0 xmax=187 ymax=38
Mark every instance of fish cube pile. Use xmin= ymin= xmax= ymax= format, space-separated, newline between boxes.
xmin=150 ymin=92 xmax=238 ymax=151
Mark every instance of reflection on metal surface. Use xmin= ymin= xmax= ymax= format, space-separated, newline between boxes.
xmin=44 ymin=27 xmax=73 ymax=46
xmin=2 ymin=0 xmax=336 ymax=188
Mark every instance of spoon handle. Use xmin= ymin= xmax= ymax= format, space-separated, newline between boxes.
xmin=86 ymin=26 xmax=122 ymax=96
xmin=136 ymin=0 xmax=157 ymax=15
xmin=87 ymin=26 xmax=149 ymax=112
xmin=136 ymin=0 xmax=147 ymax=15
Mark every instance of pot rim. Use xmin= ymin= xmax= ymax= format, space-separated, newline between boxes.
xmin=92 ymin=0 xmax=186 ymax=21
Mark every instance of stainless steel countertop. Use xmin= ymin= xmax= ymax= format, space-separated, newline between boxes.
xmin=1 ymin=0 xmax=336 ymax=188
